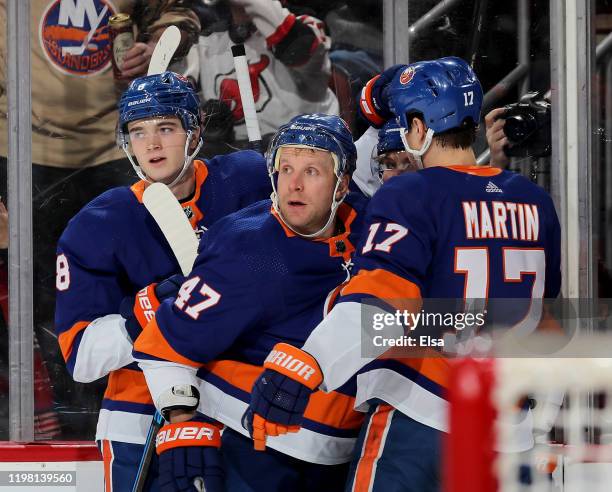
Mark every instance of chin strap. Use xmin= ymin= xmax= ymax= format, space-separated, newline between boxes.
xmin=122 ymin=130 xmax=204 ymax=187
xmin=399 ymin=127 xmax=434 ymax=169
xmin=269 ymin=170 xmax=347 ymax=239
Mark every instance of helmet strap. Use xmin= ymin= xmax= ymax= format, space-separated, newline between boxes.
xmin=400 ymin=127 xmax=434 ymax=169
xmin=166 ymin=130 xmax=203 ymax=188
xmin=123 ymin=143 xmax=150 ymax=183
xmin=122 ymin=130 xmax=203 ymax=188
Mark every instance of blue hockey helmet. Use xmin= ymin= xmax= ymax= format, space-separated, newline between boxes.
xmin=116 ymin=71 xmax=201 ymax=147
xmin=267 ymin=113 xmax=356 ymax=239
xmin=371 ymin=119 xmax=416 ymax=183
xmin=266 ymin=113 xmax=357 ymax=177
xmin=388 ymin=57 xmax=482 ymax=134
xmin=376 ymin=119 xmax=405 ymax=156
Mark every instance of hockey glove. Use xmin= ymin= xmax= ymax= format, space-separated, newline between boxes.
xmin=230 ymin=0 xmax=290 ymax=39
xmin=242 ymin=343 xmax=323 ymax=451
xmin=157 ymin=414 xmax=225 ymax=492
xmin=119 ymin=274 xmax=184 ymax=342
xmin=358 ymin=64 xmax=408 ymax=127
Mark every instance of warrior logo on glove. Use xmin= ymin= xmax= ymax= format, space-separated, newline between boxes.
xmin=264 ymin=344 xmax=323 ymax=389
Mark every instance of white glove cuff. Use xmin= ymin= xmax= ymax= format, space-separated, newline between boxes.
xmin=157 ymin=384 xmax=200 ymax=420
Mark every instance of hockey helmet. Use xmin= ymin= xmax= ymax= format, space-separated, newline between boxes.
xmin=267 ymin=113 xmax=357 ymax=178
xmin=388 ymin=57 xmax=482 ymax=134
xmin=376 ymin=119 xmax=405 ymax=155
xmin=116 ymin=71 xmax=201 ymax=147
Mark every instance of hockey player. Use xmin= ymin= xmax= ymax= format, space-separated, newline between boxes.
xmin=132 ymin=114 xmax=368 ymax=491
xmin=242 ymin=57 xmax=562 ymax=491
xmin=370 ymin=119 xmax=417 ymax=184
xmin=351 ymin=119 xmax=415 ymax=197
xmin=54 ymin=71 xmax=270 ymax=491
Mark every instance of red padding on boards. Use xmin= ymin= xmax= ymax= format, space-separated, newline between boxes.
xmin=0 ymin=442 xmax=102 ymax=462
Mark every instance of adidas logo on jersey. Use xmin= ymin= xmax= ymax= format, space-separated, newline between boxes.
xmin=485 ymin=181 xmax=503 ymax=193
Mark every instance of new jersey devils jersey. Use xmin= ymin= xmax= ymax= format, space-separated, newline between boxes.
xmin=196 ymin=18 xmax=339 ymax=139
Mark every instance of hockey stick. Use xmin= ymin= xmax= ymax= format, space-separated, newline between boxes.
xmin=131 ymin=25 xmax=196 ymax=491
xmin=131 ymin=184 xmax=200 ymax=492
xmin=131 ymin=184 xmax=199 ymax=492
xmin=132 ymin=411 xmax=164 ymax=492
xmin=147 ymin=25 xmax=182 ymax=76
xmin=231 ymin=44 xmax=264 ymax=153
xmin=143 ymin=183 xmax=199 ymax=276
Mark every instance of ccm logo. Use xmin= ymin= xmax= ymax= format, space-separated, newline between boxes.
xmin=136 ymin=287 xmax=156 ymax=322
xmin=156 ymin=426 xmax=215 ymax=446
xmin=264 ymin=350 xmax=316 ymax=381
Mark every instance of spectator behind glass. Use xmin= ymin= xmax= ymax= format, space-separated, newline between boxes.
xmin=192 ymin=0 xmax=339 ymax=145
xmin=0 ymin=198 xmax=61 ymax=441
xmin=485 ymin=107 xmax=512 ymax=168
xmin=0 ymin=0 xmax=200 ymax=439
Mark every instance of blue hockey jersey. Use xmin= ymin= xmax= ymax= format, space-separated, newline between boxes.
xmin=55 ymin=153 xmax=270 ymax=444
xmin=134 ymin=193 xmax=368 ymax=464
xmin=301 ymin=165 xmax=561 ymax=435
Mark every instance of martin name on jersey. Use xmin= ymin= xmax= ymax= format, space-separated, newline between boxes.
xmin=55 ymin=152 xmax=270 ymax=445
xmin=300 ymin=165 xmax=561 ymax=451
xmin=134 ymin=192 xmax=369 ymax=464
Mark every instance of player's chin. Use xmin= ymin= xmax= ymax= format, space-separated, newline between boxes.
xmin=281 ymin=203 xmax=309 ymax=220
xmin=285 ymin=221 xmax=314 ymax=235
xmin=280 ymin=210 xmax=309 ymax=229
xmin=145 ymin=168 xmax=180 ymax=185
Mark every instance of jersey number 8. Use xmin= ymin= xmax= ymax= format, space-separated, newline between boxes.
xmin=56 ymin=254 xmax=70 ymax=291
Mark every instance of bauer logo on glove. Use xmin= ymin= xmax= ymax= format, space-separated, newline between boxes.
xmin=155 ymin=421 xmax=221 ymax=454
xmin=136 ymin=285 xmax=157 ymax=323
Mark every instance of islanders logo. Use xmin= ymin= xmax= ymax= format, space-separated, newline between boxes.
xmin=39 ymin=0 xmax=117 ymax=77
xmin=399 ymin=66 xmax=416 ymax=85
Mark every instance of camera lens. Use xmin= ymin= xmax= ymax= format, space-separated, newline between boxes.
xmin=504 ymin=113 xmax=537 ymax=144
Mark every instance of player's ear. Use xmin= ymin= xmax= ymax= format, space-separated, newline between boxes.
xmin=189 ymin=125 xmax=202 ymax=152
xmin=413 ymin=117 xmax=427 ymax=138
xmin=335 ymin=175 xmax=350 ymax=200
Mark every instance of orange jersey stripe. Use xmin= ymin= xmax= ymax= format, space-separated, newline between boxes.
xmin=103 ymin=368 xmax=153 ymax=405
xmin=341 ymin=268 xmax=422 ymax=312
xmin=58 ymin=321 xmax=89 ymax=361
xmin=134 ymin=317 xmax=201 ymax=368
xmin=181 ymin=160 xmax=208 ymax=228
xmin=270 ymin=205 xmax=297 ymax=237
xmin=351 ymin=404 xmax=394 ymax=492
xmin=101 ymin=440 xmax=113 ymax=492
xmin=271 ymin=202 xmax=358 ymax=261
xmin=341 ymin=270 xmax=449 ymax=387
xmin=204 ymin=360 xmax=363 ymax=430
xmin=329 ymin=203 xmax=358 ymax=260
xmin=306 ymin=388 xmax=364 ymax=431
xmin=130 ymin=159 xmax=209 ymax=209
xmin=446 ymin=165 xmax=502 ymax=177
